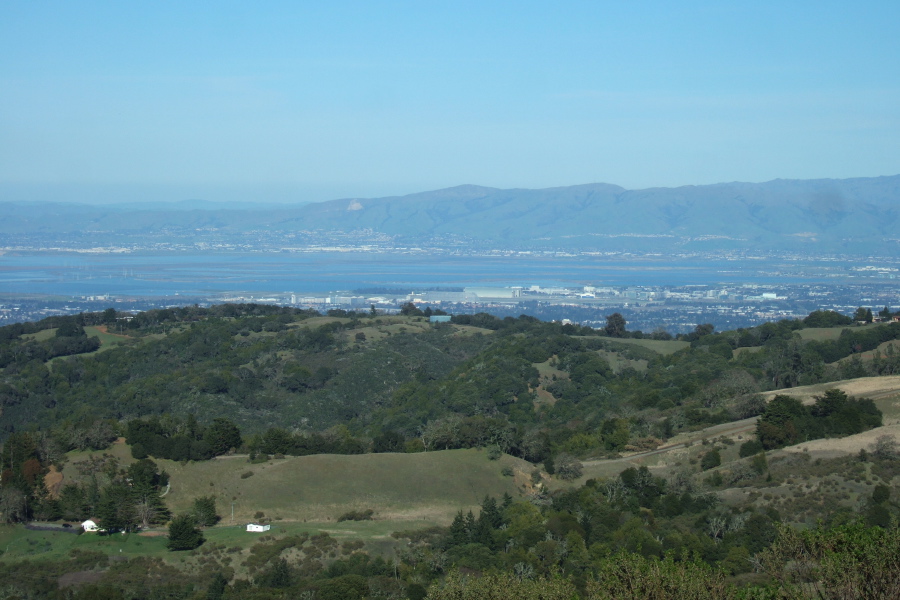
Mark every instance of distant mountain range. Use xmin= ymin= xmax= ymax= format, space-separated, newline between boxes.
xmin=3 ymin=175 xmax=899 ymax=254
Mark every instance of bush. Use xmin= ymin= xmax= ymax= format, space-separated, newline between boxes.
xmin=191 ymin=496 xmax=219 ymax=527
xmin=739 ymin=439 xmax=764 ymax=457
xmin=337 ymin=509 xmax=374 ymax=522
xmin=555 ymin=453 xmax=583 ymax=481
xmin=240 ymin=471 xmax=254 ymax=479
xmin=701 ymin=449 xmax=721 ymax=471
xmin=751 ymin=452 xmax=768 ymax=475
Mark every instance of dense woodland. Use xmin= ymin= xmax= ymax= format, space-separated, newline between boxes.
xmin=0 ymin=304 xmax=899 ymax=598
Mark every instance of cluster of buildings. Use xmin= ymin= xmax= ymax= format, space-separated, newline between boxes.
xmin=1 ymin=280 xmax=896 ymax=335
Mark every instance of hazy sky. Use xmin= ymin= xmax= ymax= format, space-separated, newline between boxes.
xmin=2 ymin=1 xmax=898 ymax=204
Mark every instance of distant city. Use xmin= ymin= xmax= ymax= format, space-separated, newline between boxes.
xmin=2 ymin=214 xmax=898 ymax=333
xmin=2 ymin=278 xmax=896 ymax=334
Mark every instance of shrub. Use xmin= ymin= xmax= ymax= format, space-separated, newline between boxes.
xmin=555 ymin=453 xmax=583 ymax=480
xmin=240 ymin=471 xmax=254 ymax=479
xmin=701 ymin=449 xmax=721 ymax=471
xmin=337 ymin=509 xmax=375 ymax=522
xmin=740 ymin=439 xmax=764 ymax=458
xmin=751 ymin=452 xmax=768 ymax=475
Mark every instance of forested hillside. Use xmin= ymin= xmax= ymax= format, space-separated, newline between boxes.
xmin=1 ymin=304 xmax=900 ymax=598
xmin=1 ymin=305 xmax=899 ymax=450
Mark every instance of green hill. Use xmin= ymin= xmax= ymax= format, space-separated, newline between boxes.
xmin=162 ymin=448 xmax=525 ymax=524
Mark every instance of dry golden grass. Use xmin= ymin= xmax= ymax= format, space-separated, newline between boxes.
xmin=780 ymin=424 xmax=900 ymax=459
xmin=760 ymin=376 xmax=900 ymax=405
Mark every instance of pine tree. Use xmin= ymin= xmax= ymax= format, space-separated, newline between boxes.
xmin=448 ymin=511 xmax=468 ymax=546
xmin=167 ymin=514 xmax=204 ymax=551
xmin=480 ymin=496 xmax=503 ymax=529
xmin=464 ymin=510 xmax=477 ymax=542
xmin=191 ymin=496 xmax=219 ymax=527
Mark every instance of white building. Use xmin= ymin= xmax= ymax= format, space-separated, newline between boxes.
xmin=81 ymin=519 xmax=102 ymax=532
xmin=246 ymin=523 xmax=271 ymax=532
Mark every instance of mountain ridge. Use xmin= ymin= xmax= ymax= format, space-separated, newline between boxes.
xmin=2 ymin=175 xmax=899 ymax=253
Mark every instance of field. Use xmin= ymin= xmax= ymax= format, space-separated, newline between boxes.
xmin=574 ymin=376 xmax=900 ymax=483
xmin=162 ymin=449 xmax=524 ymax=523
xmin=15 ymin=447 xmax=533 ymax=567
xmin=759 ymin=375 xmax=900 ymax=409
xmin=797 ymin=322 xmax=888 ymax=342
xmin=0 ymin=518 xmax=419 ymax=564
xmin=832 ymin=339 xmax=900 ymax=364
xmin=602 ymin=337 xmax=689 ymax=355
xmin=59 ymin=447 xmax=528 ymax=527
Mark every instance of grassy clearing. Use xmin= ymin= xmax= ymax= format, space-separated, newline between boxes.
xmin=603 ymin=338 xmax=689 ymax=355
xmin=759 ymin=376 xmax=900 ymax=405
xmin=797 ymin=322 xmax=888 ymax=342
xmin=59 ymin=439 xmax=136 ymax=485
xmin=796 ymin=327 xmax=846 ymax=341
xmin=80 ymin=326 xmax=131 ymax=355
xmin=573 ymin=377 xmax=900 ymax=492
xmin=83 ymin=326 xmax=129 ymax=346
xmin=0 ymin=526 xmax=171 ymax=562
xmin=21 ymin=328 xmax=56 ymax=341
xmin=55 ymin=448 xmax=525 ymax=528
xmin=534 ymin=359 xmax=566 ymax=379
xmin=35 ymin=447 xmax=526 ymax=565
xmin=831 ymin=340 xmax=900 ymax=364
xmin=448 ymin=325 xmax=495 ymax=337
xmin=597 ymin=350 xmax=648 ymax=373
xmin=0 ymin=517 xmax=420 ymax=567
xmin=733 ymin=346 xmax=762 ymax=358
xmin=344 ymin=320 xmax=432 ymax=345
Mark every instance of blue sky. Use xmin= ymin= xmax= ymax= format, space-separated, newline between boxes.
xmin=1 ymin=1 xmax=898 ymax=204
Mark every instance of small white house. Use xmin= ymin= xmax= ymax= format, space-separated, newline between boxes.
xmin=81 ymin=519 xmax=102 ymax=532
xmin=246 ymin=523 xmax=271 ymax=532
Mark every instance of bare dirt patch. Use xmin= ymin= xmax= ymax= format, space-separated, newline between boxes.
xmin=94 ymin=325 xmax=131 ymax=338
xmin=44 ymin=464 xmax=64 ymax=498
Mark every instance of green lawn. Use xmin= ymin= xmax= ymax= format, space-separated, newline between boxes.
xmin=0 ymin=526 xmax=170 ymax=562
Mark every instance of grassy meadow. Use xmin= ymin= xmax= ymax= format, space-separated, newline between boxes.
xmin=58 ymin=446 xmax=529 ymax=529
xmin=602 ymin=337 xmax=689 ymax=355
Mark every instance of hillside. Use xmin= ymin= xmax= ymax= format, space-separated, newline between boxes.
xmin=3 ymin=306 xmax=900 ymax=598
xmin=3 ymin=175 xmax=899 ymax=253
